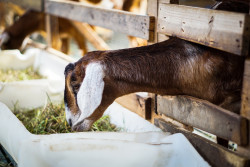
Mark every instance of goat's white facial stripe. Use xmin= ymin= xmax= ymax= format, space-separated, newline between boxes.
xmin=74 ymin=62 xmax=105 ymax=126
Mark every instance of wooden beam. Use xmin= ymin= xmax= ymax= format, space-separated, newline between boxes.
xmin=72 ymin=22 xmax=110 ymax=51
xmin=0 ymin=0 xmax=43 ymax=11
xmin=157 ymin=95 xmax=248 ymax=145
xmin=115 ymin=93 xmax=151 ymax=120
xmin=155 ymin=118 xmax=250 ymax=167
xmin=45 ymin=0 xmax=153 ymax=40
xmin=157 ymin=3 xmax=250 ymax=56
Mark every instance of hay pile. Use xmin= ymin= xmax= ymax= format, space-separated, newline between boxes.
xmin=0 ymin=67 xmax=118 ymax=133
xmin=0 ymin=67 xmax=43 ymax=82
xmin=15 ymin=103 xmax=119 ymax=134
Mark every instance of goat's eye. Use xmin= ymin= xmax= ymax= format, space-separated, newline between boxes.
xmin=73 ymin=84 xmax=80 ymax=90
xmin=72 ymin=84 xmax=80 ymax=95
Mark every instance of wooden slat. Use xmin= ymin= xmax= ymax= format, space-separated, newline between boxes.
xmin=155 ymin=118 xmax=250 ymax=167
xmin=45 ymin=0 xmax=153 ymax=40
xmin=0 ymin=0 xmax=43 ymax=11
xmin=157 ymin=3 xmax=250 ymax=55
xmin=241 ymin=59 xmax=250 ymax=120
xmin=157 ymin=95 xmax=248 ymax=145
xmin=115 ymin=93 xmax=151 ymax=120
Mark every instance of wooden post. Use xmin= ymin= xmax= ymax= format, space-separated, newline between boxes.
xmin=146 ymin=0 xmax=179 ymax=123
xmin=238 ymin=4 xmax=250 ymax=157
xmin=45 ymin=14 xmax=61 ymax=50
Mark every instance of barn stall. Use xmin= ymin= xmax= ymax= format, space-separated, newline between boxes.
xmin=0 ymin=0 xmax=249 ymax=166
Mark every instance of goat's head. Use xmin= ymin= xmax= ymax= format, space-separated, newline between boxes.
xmin=0 ymin=32 xmax=24 ymax=50
xmin=64 ymin=60 xmax=108 ymax=131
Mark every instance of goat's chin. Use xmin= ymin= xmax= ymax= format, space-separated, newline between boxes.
xmin=72 ymin=119 xmax=94 ymax=132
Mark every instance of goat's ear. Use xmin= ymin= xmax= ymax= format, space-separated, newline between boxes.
xmin=75 ymin=63 xmax=105 ymax=124
xmin=64 ymin=63 xmax=75 ymax=76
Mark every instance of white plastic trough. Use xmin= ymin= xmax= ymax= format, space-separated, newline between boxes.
xmin=0 ymin=103 xmax=210 ymax=167
xmin=0 ymin=48 xmax=210 ymax=166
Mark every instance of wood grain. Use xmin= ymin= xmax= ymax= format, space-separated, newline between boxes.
xmin=157 ymin=95 xmax=248 ymax=145
xmin=45 ymin=0 xmax=152 ymax=39
xmin=157 ymin=3 xmax=250 ymax=55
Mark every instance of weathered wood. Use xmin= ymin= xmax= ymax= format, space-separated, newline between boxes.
xmin=0 ymin=0 xmax=43 ymax=11
xmin=241 ymin=59 xmax=250 ymax=120
xmin=115 ymin=93 xmax=151 ymax=120
xmin=72 ymin=21 xmax=110 ymax=51
xmin=45 ymin=0 xmax=152 ymax=40
xmin=157 ymin=95 xmax=248 ymax=145
xmin=157 ymin=3 xmax=250 ymax=55
xmin=155 ymin=118 xmax=250 ymax=167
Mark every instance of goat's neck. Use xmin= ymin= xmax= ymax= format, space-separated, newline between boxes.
xmin=102 ymin=40 xmax=186 ymax=97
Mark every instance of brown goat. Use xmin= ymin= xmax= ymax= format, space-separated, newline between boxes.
xmin=0 ymin=10 xmax=87 ymax=54
xmin=64 ymin=0 xmax=249 ymax=132
xmin=64 ymin=37 xmax=245 ymax=131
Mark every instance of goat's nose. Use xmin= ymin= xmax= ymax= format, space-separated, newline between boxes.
xmin=68 ymin=118 xmax=72 ymax=127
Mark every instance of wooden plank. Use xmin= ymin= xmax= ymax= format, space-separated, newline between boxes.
xmin=0 ymin=0 xmax=43 ymax=11
xmin=72 ymin=22 xmax=110 ymax=51
xmin=241 ymin=59 xmax=250 ymax=120
xmin=157 ymin=95 xmax=248 ymax=145
xmin=115 ymin=93 xmax=151 ymax=120
xmin=157 ymin=3 xmax=250 ymax=56
xmin=155 ymin=118 xmax=250 ymax=167
xmin=45 ymin=0 xmax=152 ymax=40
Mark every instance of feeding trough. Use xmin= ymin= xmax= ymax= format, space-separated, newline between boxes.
xmin=0 ymin=102 xmax=210 ymax=167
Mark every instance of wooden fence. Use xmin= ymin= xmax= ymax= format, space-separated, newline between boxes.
xmin=0 ymin=0 xmax=250 ymax=166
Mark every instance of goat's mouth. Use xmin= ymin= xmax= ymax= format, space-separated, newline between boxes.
xmin=72 ymin=119 xmax=94 ymax=131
